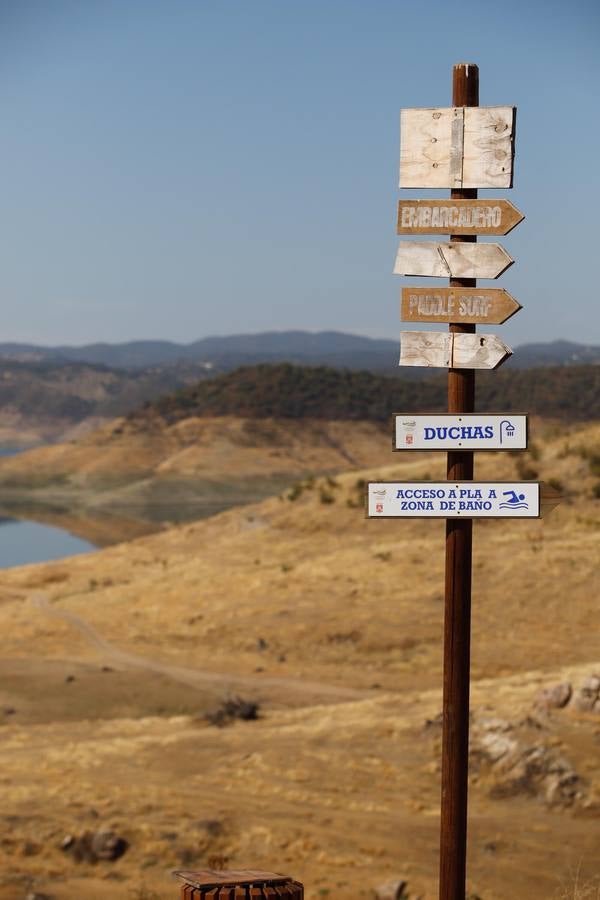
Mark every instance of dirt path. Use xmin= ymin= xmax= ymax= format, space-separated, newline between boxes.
xmin=31 ymin=592 xmax=368 ymax=704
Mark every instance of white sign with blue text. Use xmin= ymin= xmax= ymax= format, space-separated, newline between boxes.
xmin=394 ymin=414 xmax=527 ymax=451
xmin=367 ymin=481 xmax=540 ymax=518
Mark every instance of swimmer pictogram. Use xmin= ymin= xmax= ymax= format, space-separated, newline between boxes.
xmin=499 ymin=489 xmax=529 ymax=510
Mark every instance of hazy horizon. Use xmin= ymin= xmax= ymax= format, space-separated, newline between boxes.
xmin=1 ymin=327 xmax=600 ymax=349
xmin=1 ymin=327 xmax=598 ymax=354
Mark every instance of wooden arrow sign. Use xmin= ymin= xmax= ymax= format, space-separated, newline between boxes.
xmin=399 ymin=106 xmax=516 ymax=189
xmin=394 ymin=241 xmax=514 ymax=279
xmin=401 ymin=288 xmax=521 ymax=325
xmin=367 ymin=481 xmax=560 ymax=519
xmin=399 ymin=331 xmax=512 ymax=370
xmin=397 ymin=199 xmax=524 ymax=235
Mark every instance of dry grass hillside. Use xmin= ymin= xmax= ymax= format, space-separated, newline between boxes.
xmin=0 ymin=420 xmax=598 ymax=898
xmin=0 ymin=416 xmax=391 ymax=524
xmin=2 ymin=359 xmax=599 ymax=537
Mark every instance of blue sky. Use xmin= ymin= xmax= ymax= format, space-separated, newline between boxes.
xmin=0 ymin=0 xmax=598 ymax=346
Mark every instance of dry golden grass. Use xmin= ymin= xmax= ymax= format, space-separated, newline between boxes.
xmin=555 ymin=865 xmax=600 ymax=899
xmin=0 ymin=417 xmax=598 ymax=899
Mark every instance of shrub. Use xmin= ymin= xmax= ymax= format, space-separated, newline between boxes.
xmin=576 ymin=446 xmax=600 ymax=477
xmin=286 ymin=482 xmax=303 ymax=501
xmin=205 ymin=697 xmax=260 ymax=727
xmin=516 ymin=454 xmax=538 ymax=479
xmin=528 ymin=441 xmax=541 ymax=461
xmin=319 ymin=488 xmax=335 ymax=504
xmin=588 ymin=454 xmax=600 ymax=478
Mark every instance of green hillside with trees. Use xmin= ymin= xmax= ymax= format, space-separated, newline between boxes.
xmin=133 ymin=362 xmax=600 ymax=424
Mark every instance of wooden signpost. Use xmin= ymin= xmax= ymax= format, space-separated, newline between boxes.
xmin=364 ymin=63 xmax=560 ymax=900
xmin=397 ymin=199 xmax=524 ymax=235
xmin=399 ymin=331 xmax=512 ymax=370
xmin=393 ymin=240 xmax=513 ymax=279
xmin=402 ymin=287 xmax=520 ymax=324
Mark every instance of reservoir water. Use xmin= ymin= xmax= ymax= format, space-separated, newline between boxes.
xmin=0 ymin=447 xmax=97 ymax=568
xmin=0 ymin=518 xmax=96 ymax=568
xmin=0 ymin=445 xmax=273 ymax=568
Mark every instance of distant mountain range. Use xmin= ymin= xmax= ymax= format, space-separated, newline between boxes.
xmin=0 ymin=332 xmax=598 ymax=372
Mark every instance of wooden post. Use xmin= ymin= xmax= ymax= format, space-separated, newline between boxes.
xmin=439 ymin=62 xmax=479 ymax=900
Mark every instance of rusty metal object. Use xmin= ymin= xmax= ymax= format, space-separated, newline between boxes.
xmin=173 ymin=869 xmax=304 ymax=899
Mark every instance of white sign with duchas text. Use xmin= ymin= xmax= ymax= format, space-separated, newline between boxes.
xmin=394 ymin=414 xmax=527 ymax=451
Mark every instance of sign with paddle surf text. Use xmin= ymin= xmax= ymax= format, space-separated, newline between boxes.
xmin=401 ymin=287 xmax=521 ymax=325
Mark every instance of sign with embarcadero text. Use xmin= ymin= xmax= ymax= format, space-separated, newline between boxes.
xmin=394 ymin=414 xmax=527 ymax=451
xmin=397 ymin=200 xmax=524 ymax=236
xmin=367 ymin=482 xmax=541 ymax=518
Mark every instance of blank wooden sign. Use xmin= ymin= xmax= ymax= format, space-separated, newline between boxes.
xmin=399 ymin=331 xmax=512 ymax=370
xmin=400 ymin=331 xmax=452 ymax=367
xmin=394 ymin=241 xmax=513 ymax=279
xmin=399 ymin=106 xmax=516 ymax=189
